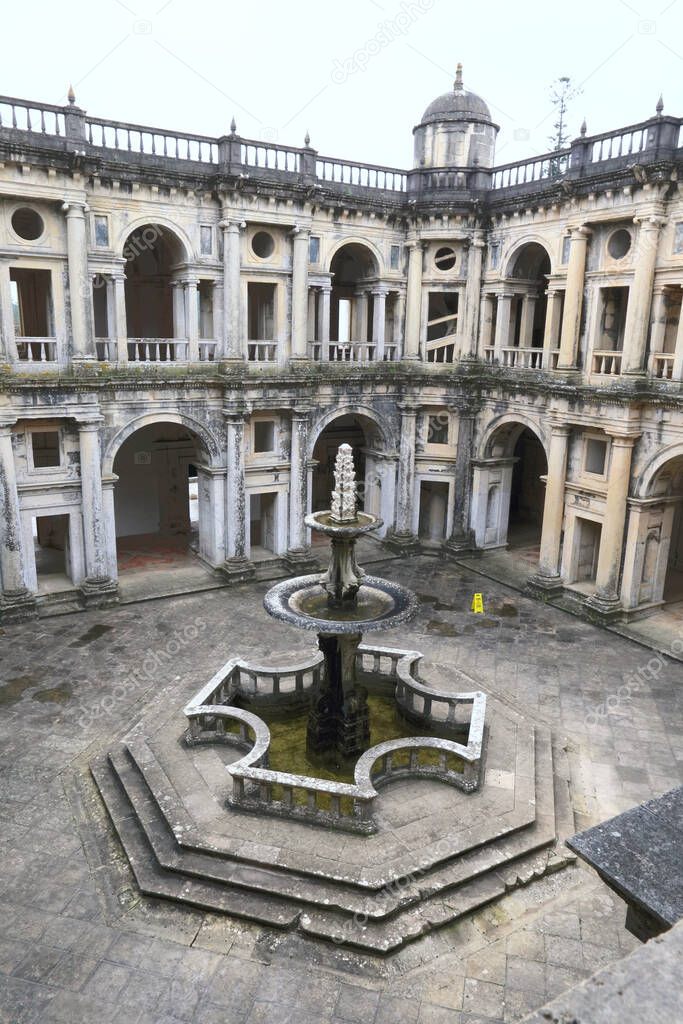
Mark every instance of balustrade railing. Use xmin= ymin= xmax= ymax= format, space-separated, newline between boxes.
xmin=499 ymin=346 xmax=544 ymax=369
xmin=15 ymin=339 xmax=58 ymax=362
xmin=241 ymin=142 xmax=301 ymax=173
xmin=85 ymin=117 xmax=218 ymax=162
xmin=247 ymin=340 xmax=278 ymax=362
xmin=198 ymin=340 xmax=218 ymax=361
xmin=95 ymin=339 xmax=117 ymax=361
xmin=316 ymin=157 xmax=406 ymax=192
xmin=649 ymin=352 xmax=676 ymax=380
xmin=492 ymin=151 xmax=570 ymax=190
xmin=0 ymin=96 xmax=65 ymax=136
xmin=591 ymin=127 xmax=647 ymax=163
xmin=127 ymin=339 xmax=188 ymax=362
xmin=592 ymin=349 xmax=623 ymax=375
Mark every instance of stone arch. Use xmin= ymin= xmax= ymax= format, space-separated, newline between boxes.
xmin=502 ymin=237 xmax=553 ymax=280
xmin=636 ymin=442 xmax=683 ymax=498
xmin=115 ymin=217 xmax=193 ymax=263
xmin=104 ymin=411 xmax=223 ymax=475
xmin=307 ymin=405 xmax=393 ymax=460
xmin=479 ymin=413 xmax=548 ymax=460
xmin=326 ymin=237 xmax=384 ymax=277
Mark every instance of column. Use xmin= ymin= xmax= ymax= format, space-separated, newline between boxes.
xmin=287 ymin=407 xmax=313 ymax=559
xmin=557 ymin=227 xmax=590 ymax=370
xmin=387 ymin=403 xmax=418 ymax=547
xmin=320 ymin=283 xmax=331 ymax=360
xmin=622 ymin=216 xmax=665 ymax=375
xmin=64 ymin=201 xmax=92 ymax=359
xmin=0 ymin=259 xmax=18 ymax=362
xmin=493 ymin=294 xmax=513 ymax=359
xmin=223 ymin=409 xmax=254 ymax=581
xmin=542 ymin=290 xmax=563 ymax=369
xmin=519 ymin=294 xmax=537 ymax=348
xmin=354 ymin=290 xmax=369 ymax=345
xmin=403 ymin=241 xmax=423 ymax=359
xmin=529 ymin=425 xmax=570 ymax=592
xmin=220 ymin=220 xmax=244 ymax=360
xmin=393 ymin=291 xmax=405 ymax=357
xmin=672 ymin=301 xmax=683 ymax=381
xmin=445 ymin=404 xmax=477 ymax=552
xmin=478 ymin=294 xmax=495 ymax=358
xmin=171 ymin=281 xmax=186 ymax=342
xmin=290 ymin=227 xmax=310 ymax=359
xmin=113 ymin=268 xmax=128 ymax=363
xmin=371 ymin=289 xmax=387 ymax=361
xmin=462 ymin=234 xmax=485 ymax=357
xmin=588 ymin=434 xmax=638 ymax=612
xmin=0 ymin=423 xmax=33 ymax=615
xmin=78 ymin=419 xmax=118 ymax=603
xmin=184 ymin=278 xmax=199 ymax=362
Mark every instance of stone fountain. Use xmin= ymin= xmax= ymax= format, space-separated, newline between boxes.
xmin=264 ymin=443 xmax=418 ymax=761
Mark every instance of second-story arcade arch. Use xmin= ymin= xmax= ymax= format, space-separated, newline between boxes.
xmin=122 ymin=223 xmax=190 ymax=361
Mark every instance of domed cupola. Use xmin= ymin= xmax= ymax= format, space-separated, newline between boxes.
xmin=413 ymin=63 xmax=499 ymax=169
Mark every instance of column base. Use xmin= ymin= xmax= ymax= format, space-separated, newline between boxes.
xmin=78 ymin=577 xmax=119 ymax=610
xmin=442 ymin=531 xmax=477 ymax=559
xmin=583 ymin=591 xmax=624 ymax=623
xmin=384 ymin=530 xmax=421 ymax=555
xmin=221 ymin=557 xmax=255 ymax=584
xmin=0 ymin=588 xmax=37 ymax=624
xmin=284 ymin=547 xmax=320 ymax=574
xmin=525 ymin=572 xmax=565 ymax=599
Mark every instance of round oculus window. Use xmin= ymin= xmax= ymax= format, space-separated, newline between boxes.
xmin=11 ymin=207 xmax=44 ymax=241
xmin=434 ymin=246 xmax=457 ymax=271
xmin=252 ymin=231 xmax=275 ymax=259
xmin=607 ymin=229 xmax=632 ymax=260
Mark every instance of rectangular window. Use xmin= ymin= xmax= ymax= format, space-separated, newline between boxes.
xmin=198 ymin=281 xmax=214 ymax=338
xmin=309 ymin=236 xmax=320 ymax=263
xmin=562 ymin=235 xmax=571 ymax=264
xmin=9 ymin=268 xmax=53 ymax=337
xmin=31 ymin=430 xmax=60 ymax=468
xmin=247 ymin=283 xmax=275 ymax=340
xmin=390 ymin=244 xmax=401 ymax=270
xmin=584 ymin=437 xmax=608 ymax=476
xmin=200 ymin=225 xmax=213 ymax=255
xmin=254 ymin=420 xmax=275 ymax=453
xmin=674 ymin=223 xmax=683 ymax=255
xmin=94 ymin=215 xmax=109 ymax=247
xmin=92 ymin=275 xmax=109 ymax=337
xmin=489 ymin=242 xmax=500 ymax=269
xmin=427 ymin=414 xmax=449 ymax=446
xmin=426 ymin=291 xmax=459 ymax=363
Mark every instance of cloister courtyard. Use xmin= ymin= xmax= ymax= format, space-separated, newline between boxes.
xmin=0 ymin=555 xmax=681 ymax=1024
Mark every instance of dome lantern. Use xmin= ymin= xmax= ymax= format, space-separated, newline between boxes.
xmin=413 ymin=63 xmax=499 ymax=170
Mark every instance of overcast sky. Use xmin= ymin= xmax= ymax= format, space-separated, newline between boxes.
xmin=3 ymin=0 xmax=682 ymax=168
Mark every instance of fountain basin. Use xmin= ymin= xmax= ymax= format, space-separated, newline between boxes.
xmin=264 ymin=573 xmax=418 ymax=634
xmin=305 ymin=510 xmax=383 ymax=537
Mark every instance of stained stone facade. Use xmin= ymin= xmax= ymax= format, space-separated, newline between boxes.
xmin=1 ymin=74 xmax=682 ymax=624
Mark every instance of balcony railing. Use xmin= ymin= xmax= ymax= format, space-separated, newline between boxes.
xmin=316 ymin=157 xmax=406 ymax=192
xmin=127 ymin=339 xmax=188 ymax=362
xmin=247 ymin=340 xmax=277 ymax=362
xmin=649 ymin=352 xmax=676 ymax=380
xmin=0 ymin=96 xmax=65 ymax=136
xmin=592 ymin=349 xmax=623 ymax=375
xmin=499 ymin=346 xmax=544 ymax=369
xmin=15 ymin=339 xmax=58 ymax=362
xmin=492 ymin=151 xmax=570 ymax=190
xmin=95 ymin=339 xmax=117 ymax=361
xmin=198 ymin=341 xmax=217 ymax=361
xmin=85 ymin=116 xmax=218 ymax=163
xmin=242 ymin=142 xmax=301 ymax=173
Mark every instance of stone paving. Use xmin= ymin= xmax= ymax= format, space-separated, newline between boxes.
xmin=1 ymin=554 xmax=682 ymax=1023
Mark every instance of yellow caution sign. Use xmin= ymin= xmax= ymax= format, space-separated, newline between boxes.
xmin=471 ymin=593 xmax=484 ymax=614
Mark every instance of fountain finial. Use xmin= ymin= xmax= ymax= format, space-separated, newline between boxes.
xmin=330 ymin=443 xmax=358 ymax=524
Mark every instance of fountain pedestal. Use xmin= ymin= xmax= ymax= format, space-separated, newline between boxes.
xmin=306 ymin=632 xmax=370 ymax=759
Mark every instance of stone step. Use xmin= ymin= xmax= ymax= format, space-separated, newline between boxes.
xmin=90 ymin=755 xmax=301 ymax=930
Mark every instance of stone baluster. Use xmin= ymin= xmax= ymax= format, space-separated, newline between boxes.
xmin=0 ymin=422 xmax=34 ymax=621
xmin=63 ymin=201 xmax=92 ymax=360
xmin=78 ymin=417 xmax=118 ymax=606
xmin=557 ymin=226 xmax=590 ymax=370
xmin=222 ymin=407 xmax=254 ymax=582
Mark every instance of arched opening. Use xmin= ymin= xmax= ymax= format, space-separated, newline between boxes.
xmin=329 ymin=243 xmax=381 ymax=358
xmin=112 ymin=421 xmax=211 ymax=578
xmin=123 ymin=224 xmax=187 ymax=361
xmin=475 ymin=422 xmax=547 ymax=563
xmin=643 ymin=454 xmax=683 ymax=609
xmin=311 ymin=412 xmax=389 ymax=543
xmin=506 ymin=242 xmax=551 ymax=356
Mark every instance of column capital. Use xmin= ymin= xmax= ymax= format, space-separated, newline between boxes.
xmin=223 ymin=404 xmax=249 ymax=422
xmin=398 ymin=399 xmax=419 ymax=415
xmin=568 ymin=225 xmax=592 ymax=239
xmin=405 ymin=239 xmax=425 ymax=251
xmin=61 ymin=200 xmax=89 ymax=216
xmin=290 ymin=224 xmax=311 ymax=239
xmin=0 ymin=421 xmax=17 ymax=436
xmin=633 ymin=214 xmax=667 ymax=228
xmin=291 ymin=405 xmax=312 ymax=420
xmin=219 ymin=218 xmax=246 ymax=233
xmin=76 ymin=415 xmax=104 ymax=431
xmin=606 ymin=430 xmax=640 ymax=446
xmin=548 ymin=422 xmax=572 ymax=438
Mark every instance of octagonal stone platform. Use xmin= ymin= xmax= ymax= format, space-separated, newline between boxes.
xmin=91 ymin=678 xmax=575 ymax=954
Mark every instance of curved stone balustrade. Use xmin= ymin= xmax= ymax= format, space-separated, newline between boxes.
xmin=182 ymin=643 xmax=486 ymax=833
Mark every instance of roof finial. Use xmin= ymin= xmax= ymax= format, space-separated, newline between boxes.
xmin=454 ymin=62 xmax=463 ymax=91
xmin=230 ymin=116 xmax=237 ymax=135
xmin=656 ymin=93 xmax=664 ymax=116
xmin=580 ymin=117 xmax=587 ymax=137
xmin=67 ymin=84 xmax=76 ymax=106
xmin=304 ymin=129 xmax=311 ymax=147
